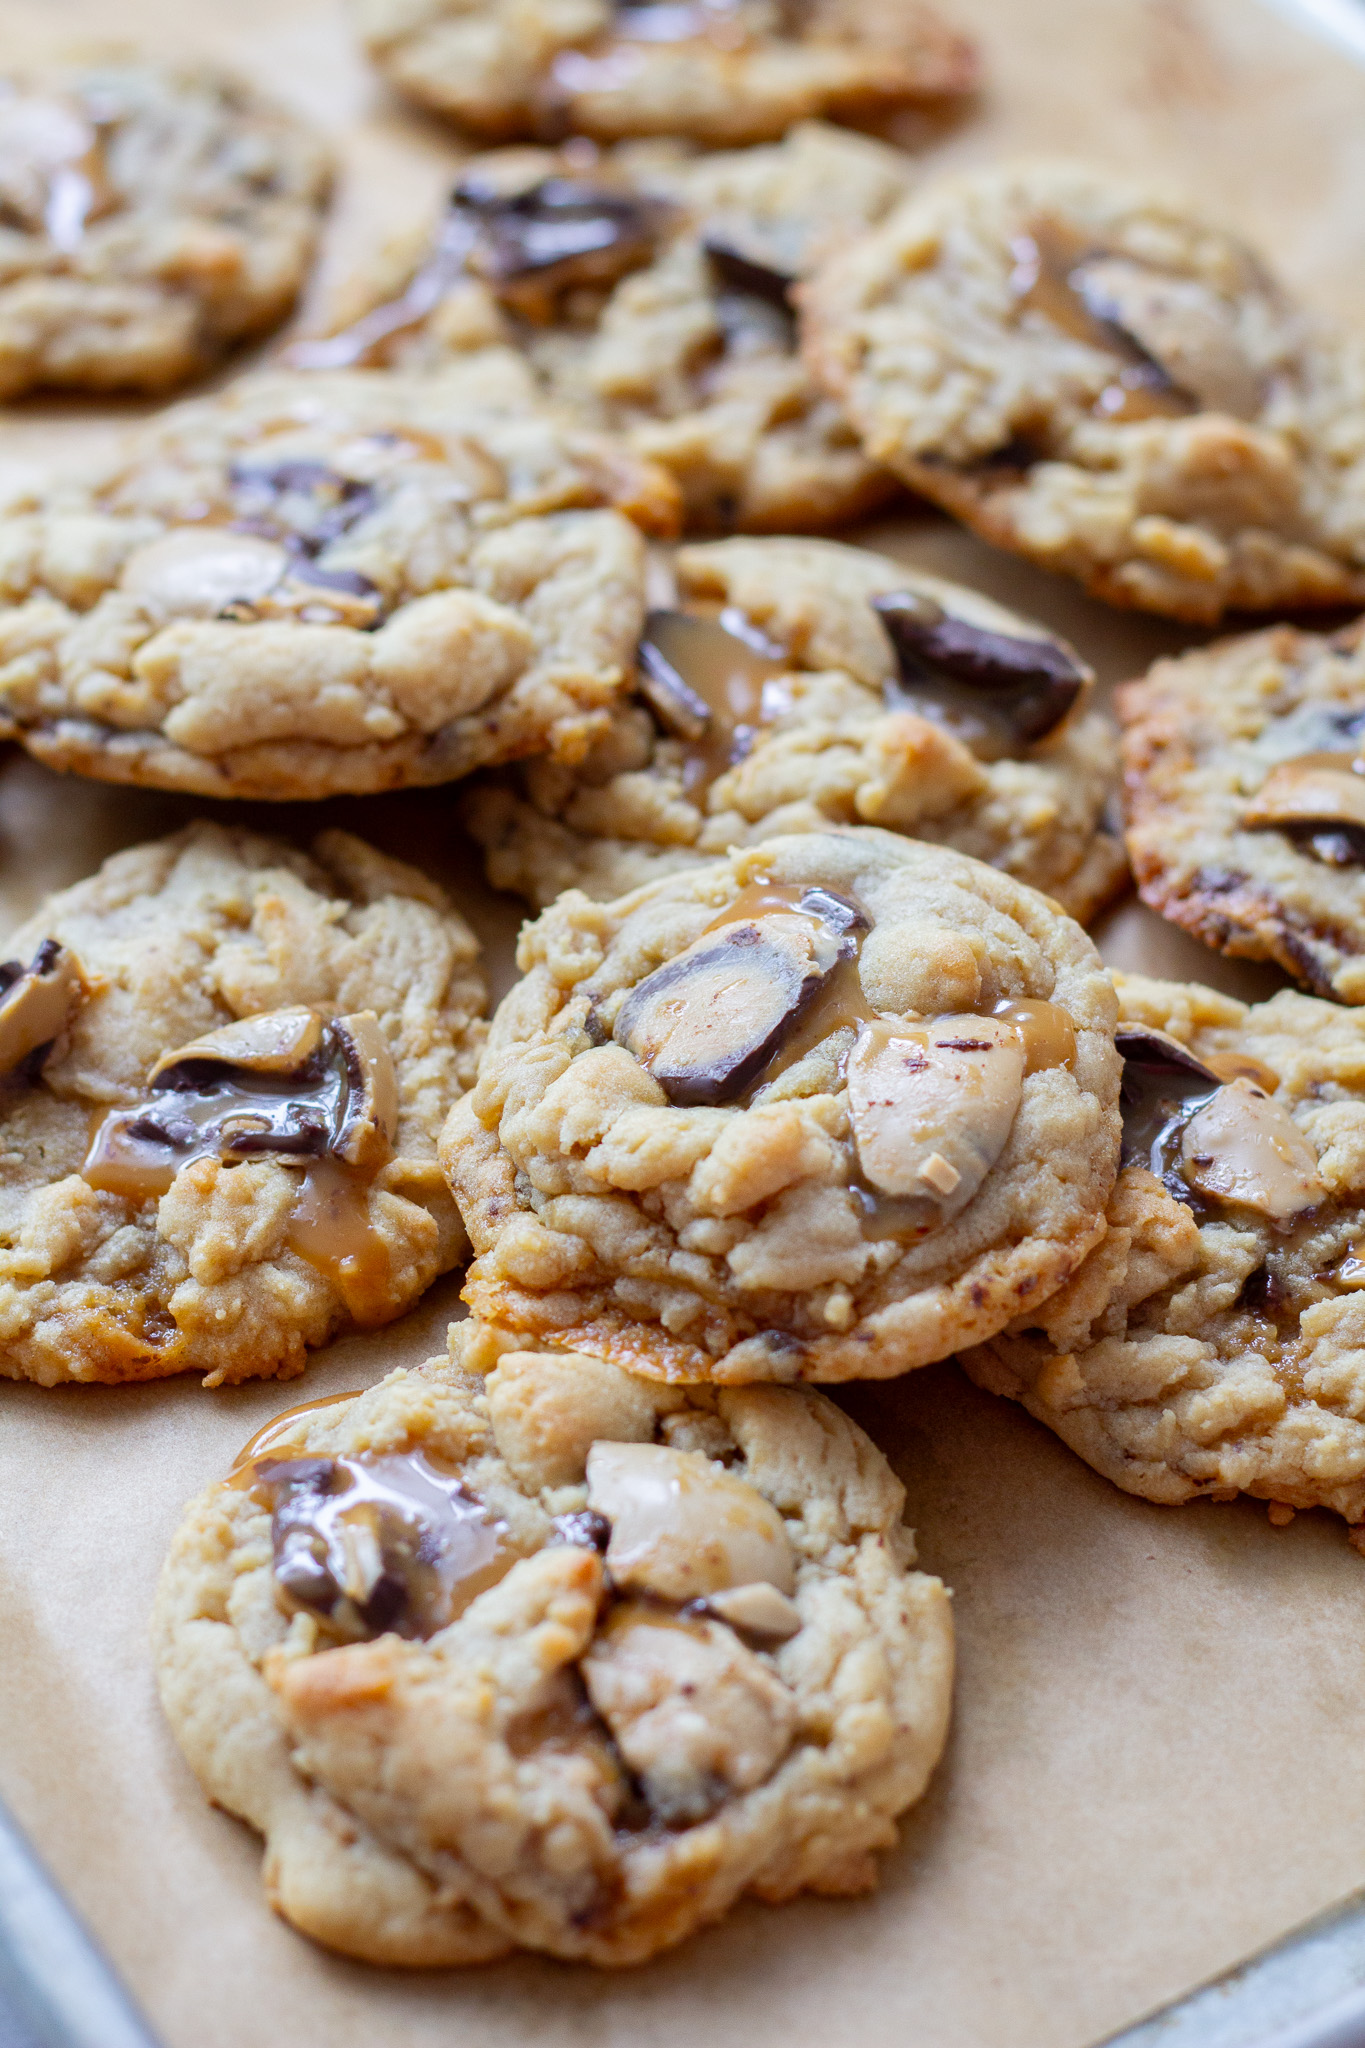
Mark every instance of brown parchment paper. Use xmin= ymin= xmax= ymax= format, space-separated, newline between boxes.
xmin=2 ymin=2 xmax=1365 ymax=2044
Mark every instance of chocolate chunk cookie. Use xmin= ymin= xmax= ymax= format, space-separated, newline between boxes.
xmin=444 ymin=827 xmax=1121 ymax=1383
xmin=802 ymin=162 xmax=1365 ymax=623
xmin=964 ymin=971 xmax=1365 ymax=1534
xmin=1118 ymin=617 xmax=1365 ymax=1002
xmin=351 ymin=0 xmax=975 ymax=148
xmin=0 ymin=368 xmax=677 ymax=799
xmin=464 ymin=535 xmax=1128 ymax=922
xmin=293 ymin=125 xmax=912 ymax=533
xmin=0 ymin=823 xmax=485 ymax=1386
xmin=154 ymin=1343 xmax=952 ymax=1963
xmin=0 ymin=61 xmax=330 ymax=398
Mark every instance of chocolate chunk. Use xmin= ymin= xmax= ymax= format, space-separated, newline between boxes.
xmin=0 ymin=939 xmax=86 ymax=1080
xmin=1115 ymin=1024 xmax=1221 ymax=1197
xmin=82 ymin=1006 xmax=398 ymax=1199
xmin=636 ymin=608 xmax=790 ymax=750
xmin=461 ymin=175 xmax=670 ymax=287
xmin=702 ymin=233 xmax=795 ymax=309
xmin=613 ymin=898 xmax=851 ymax=1107
xmin=229 ymin=459 xmax=377 ymax=553
xmin=256 ymin=1449 xmax=507 ymax=1642
xmin=874 ymin=593 xmax=1088 ymax=747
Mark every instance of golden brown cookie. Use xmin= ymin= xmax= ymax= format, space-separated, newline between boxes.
xmin=154 ymin=1344 xmax=953 ymax=1963
xmin=0 ymin=61 xmax=330 ymax=398
xmin=0 ymin=822 xmax=485 ymax=1386
xmin=0 ymin=367 xmax=677 ymax=800
xmin=352 ymin=0 xmax=976 ymax=148
xmin=964 ymin=971 xmax=1365 ymax=1536
xmin=802 ymin=161 xmax=1365 ymax=623
xmin=444 ymin=827 xmax=1121 ymax=1383
xmin=1118 ymin=616 xmax=1365 ymax=1002
xmin=464 ymin=535 xmax=1127 ymax=923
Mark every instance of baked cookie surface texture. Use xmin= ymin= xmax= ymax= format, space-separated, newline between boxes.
xmin=964 ymin=972 xmax=1365 ymax=1529
xmin=0 ymin=369 xmax=676 ymax=799
xmin=465 ymin=535 xmax=1127 ymax=922
xmin=1119 ymin=617 xmax=1365 ymax=1003
xmin=0 ymin=62 xmax=330 ymax=398
xmin=802 ymin=161 xmax=1365 ymax=623
xmin=351 ymin=0 xmax=975 ymax=148
xmin=0 ymin=823 xmax=485 ymax=1387
xmin=154 ymin=1346 xmax=953 ymax=1964
xmin=296 ymin=125 xmax=912 ymax=533
xmin=445 ymin=827 xmax=1121 ymax=1383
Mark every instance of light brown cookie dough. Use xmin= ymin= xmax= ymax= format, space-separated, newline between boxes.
xmin=963 ymin=971 xmax=1365 ymax=1532
xmin=0 ymin=822 xmax=486 ymax=1387
xmin=801 ymin=160 xmax=1365 ymax=623
xmin=1118 ymin=616 xmax=1365 ymax=1003
xmin=154 ymin=1343 xmax=953 ymax=1965
xmin=464 ymin=535 xmax=1128 ymax=924
xmin=444 ymin=827 xmax=1121 ymax=1384
xmin=0 ymin=368 xmax=677 ymax=800
xmin=293 ymin=126 xmax=912 ymax=533
xmin=352 ymin=0 xmax=976 ymax=149
xmin=0 ymin=61 xmax=330 ymax=399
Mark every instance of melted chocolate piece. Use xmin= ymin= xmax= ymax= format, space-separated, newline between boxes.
xmin=256 ymin=1450 xmax=506 ymax=1641
xmin=874 ymin=595 xmax=1087 ymax=749
xmin=83 ymin=1014 xmax=394 ymax=1201
xmin=702 ymin=233 xmax=795 ymax=309
xmin=1295 ymin=825 xmax=1365 ymax=867
xmin=459 ymin=174 xmax=669 ymax=285
xmin=613 ymin=886 xmax=862 ymax=1106
xmin=229 ymin=459 xmax=378 ymax=553
xmin=1116 ymin=1023 xmax=1221 ymax=1202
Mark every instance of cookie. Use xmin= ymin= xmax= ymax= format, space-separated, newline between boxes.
xmin=1118 ymin=617 xmax=1365 ymax=1003
xmin=351 ymin=0 xmax=975 ymax=149
xmin=463 ymin=535 xmax=1129 ymax=923
xmin=0 ymin=822 xmax=485 ymax=1387
xmin=963 ymin=971 xmax=1365 ymax=1534
xmin=293 ymin=126 xmax=912 ymax=533
xmin=154 ymin=1342 xmax=953 ymax=1964
xmin=444 ymin=826 xmax=1121 ymax=1384
xmin=0 ymin=61 xmax=330 ymax=399
xmin=0 ymin=368 xmax=678 ymax=800
xmin=801 ymin=161 xmax=1365 ymax=623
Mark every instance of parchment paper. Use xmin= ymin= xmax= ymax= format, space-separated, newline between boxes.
xmin=1 ymin=2 xmax=1364 ymax=2044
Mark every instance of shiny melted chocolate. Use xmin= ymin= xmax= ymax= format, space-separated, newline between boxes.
xmin=251 ymin=1449 xmax=508 ymax=1641
xmin=84 ymin=1022 xmax=362 ymax=1202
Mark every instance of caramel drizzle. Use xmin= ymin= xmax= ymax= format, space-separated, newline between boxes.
xmin=1009 ymin=219 xmax=1192 ymax=426
xmin=640 ymin=610 xmax=793 ymax=797
xmin=225 ymin=1389 xmax=365 ymax=1486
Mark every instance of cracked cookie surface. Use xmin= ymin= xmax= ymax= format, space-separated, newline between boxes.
xmin=0 ymin=821 xmax=485 ymax=1386
xmin=464 ymin=535 xmax=1127 ymax=923
xmin=444 ymin=826 xmax=1121 ymax=1383
xmin=352 ymin=0 xmax=975 ymax=148
xmin=296 ymin=126 xmax=912 ymax=533
xmin=0 ymin=61 xmax=330 ymax=398
xmin=964 ymin=971 xmax=1365 ymax=1530
xmin=1118 ymin=616 xmax=1365 ymax=1003
xmin=802 ymin=161 xmax=1365 ymax=623
xmin=0 ymin=368 xmax=676 ymax=799
xmin=153 ymin=1343 xmax=953 ymax=1964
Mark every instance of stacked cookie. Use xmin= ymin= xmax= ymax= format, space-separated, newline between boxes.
xmin=6 ymin=0 xmax=1365 ymax=1983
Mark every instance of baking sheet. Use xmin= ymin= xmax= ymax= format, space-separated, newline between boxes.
xmin=1 ymin=1 xmax=1364 ymax=2045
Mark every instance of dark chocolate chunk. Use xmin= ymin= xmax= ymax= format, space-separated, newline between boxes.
xmin=461 ymin=176 xmax=669 ymax=284
xmin=702 ymin=233 xmax=794 ymax=309
xmin=229 ymin=460 xmax=377 ymax=554
xmin=1115 ymin=1023 xmax=1221 ymax=1199
xmin=256 ymin=1449 xmax=505 ymax=1642
xmin=873 ymin=594 xmax=1088 ymax=747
